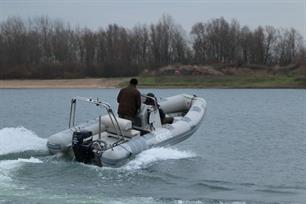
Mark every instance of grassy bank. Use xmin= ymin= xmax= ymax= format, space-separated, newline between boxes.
xmin=0 ymin=75 xmax=305 ymax=89
xmin=135 ymin=75 xmax=306 ymax=88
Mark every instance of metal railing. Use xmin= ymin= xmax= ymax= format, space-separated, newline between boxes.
xmin=141 ymin=94 xmax=158 ymax=110
xmin=68 ymin=96 xmax=124 ymax=140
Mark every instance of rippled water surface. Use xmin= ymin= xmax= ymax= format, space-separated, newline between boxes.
xmin=0 ymin=88 xmax=305 ymax=204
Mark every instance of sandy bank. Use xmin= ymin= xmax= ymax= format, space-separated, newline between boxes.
xmin=1 ymin=76 xmax=304 ymax=89
xmin=0 ymin=78 xmax=126 ymax=88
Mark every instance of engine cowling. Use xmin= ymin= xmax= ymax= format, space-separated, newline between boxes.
xmin=72 ymin=130 xmax=106 ymax=167
xmin=72 ymin=130 xmax=94 ymax=164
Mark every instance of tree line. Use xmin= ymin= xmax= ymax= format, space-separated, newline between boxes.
xmin=0 ymin=15 xmax=305 ymax=79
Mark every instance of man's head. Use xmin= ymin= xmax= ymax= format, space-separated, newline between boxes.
xmin=144 ymin=92 xmax=156 ymax=105
xmin=129 ymin=78 xmax=138 ymax=86
xmin=147 ymin=93 xmax=155 ymax=98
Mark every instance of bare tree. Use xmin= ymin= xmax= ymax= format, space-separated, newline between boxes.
xmin=0 ymin=15 xmax=305 ymax=79
xmin=239 ymin=26 xmax=252 ymax=64
xmin=191 ymin=22 xmax=207 ymax=64
xmin=130 ymin=24 xmax=150 ymax=67
xmin=263 ymin=26 xmax=277 ymax=65
xmin=149 ymin=14 xmax=189 ymax=68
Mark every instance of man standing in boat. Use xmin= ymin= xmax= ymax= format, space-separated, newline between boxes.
xmin=117 ymin=78 xmax=141 ymax=121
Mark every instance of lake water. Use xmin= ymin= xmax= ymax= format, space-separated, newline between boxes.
xmin=0 ymin=88 xmax=305 ymax=204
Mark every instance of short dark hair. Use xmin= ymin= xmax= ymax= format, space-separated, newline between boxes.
xmin=147 ymin=93 xmax=155 ymax=98
xmin=130 ymin=78 xmax=138 ymax=85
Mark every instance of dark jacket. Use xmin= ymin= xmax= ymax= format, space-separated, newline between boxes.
xmin=117 ymin=85 xmax=141 ymax=118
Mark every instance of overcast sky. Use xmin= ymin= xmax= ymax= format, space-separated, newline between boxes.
xmin=0 ymin=0 xmax=305 ymax=38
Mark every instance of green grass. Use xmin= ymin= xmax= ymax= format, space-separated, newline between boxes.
xmin=134 ymin=75 xmax=306 ymax=88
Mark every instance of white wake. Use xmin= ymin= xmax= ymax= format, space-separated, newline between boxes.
xmin=0 ymin=157 xmax=43 ymax=187
xmin=123 ymin=147 xmax=196 ymax=170
xmin=0 ymin=127 xmax=47 ymax=155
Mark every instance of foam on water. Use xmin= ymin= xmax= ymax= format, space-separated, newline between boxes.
xmin=0 ymin=127 xmax=47 ymax=155
xmin=0 ymin=157 xmax=43 ymax=188
xmin=92 ymin=197 xmax=248 ymax=204
xmin=123 ymin=147 xmax=196 ymax=170
xmin=0 ymin=157 xmax=43 ymax=171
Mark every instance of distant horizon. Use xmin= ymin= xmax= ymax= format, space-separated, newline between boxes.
xmin=0 ymin=0 xmax=305 ymax=39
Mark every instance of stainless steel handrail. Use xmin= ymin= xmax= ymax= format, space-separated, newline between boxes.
xmin=68 ymin=96 xmax=125 ymax=140
xmin=141 ymin=94 xmax=158 ymax=110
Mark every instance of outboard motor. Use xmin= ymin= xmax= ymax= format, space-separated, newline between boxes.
xmin=72 ymin=130 xmax=94 ymax=164
xmin=72 ymin=130 xmax=106 ymax=167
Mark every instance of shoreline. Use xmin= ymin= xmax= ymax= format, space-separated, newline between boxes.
xmin=0 ymin=78 xmax=125 ymax=89
xmin=0 ymin=76 xmax=305 ymax=89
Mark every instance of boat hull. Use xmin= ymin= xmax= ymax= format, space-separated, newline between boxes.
xmin=101 ymin=96 xmax=207 ymax=166
xmin=47 ymin=94 xmax=207 ymax=167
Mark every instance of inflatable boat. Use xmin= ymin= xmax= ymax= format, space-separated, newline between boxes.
xmin=47 ymin=94 xmax=207 ymax=167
